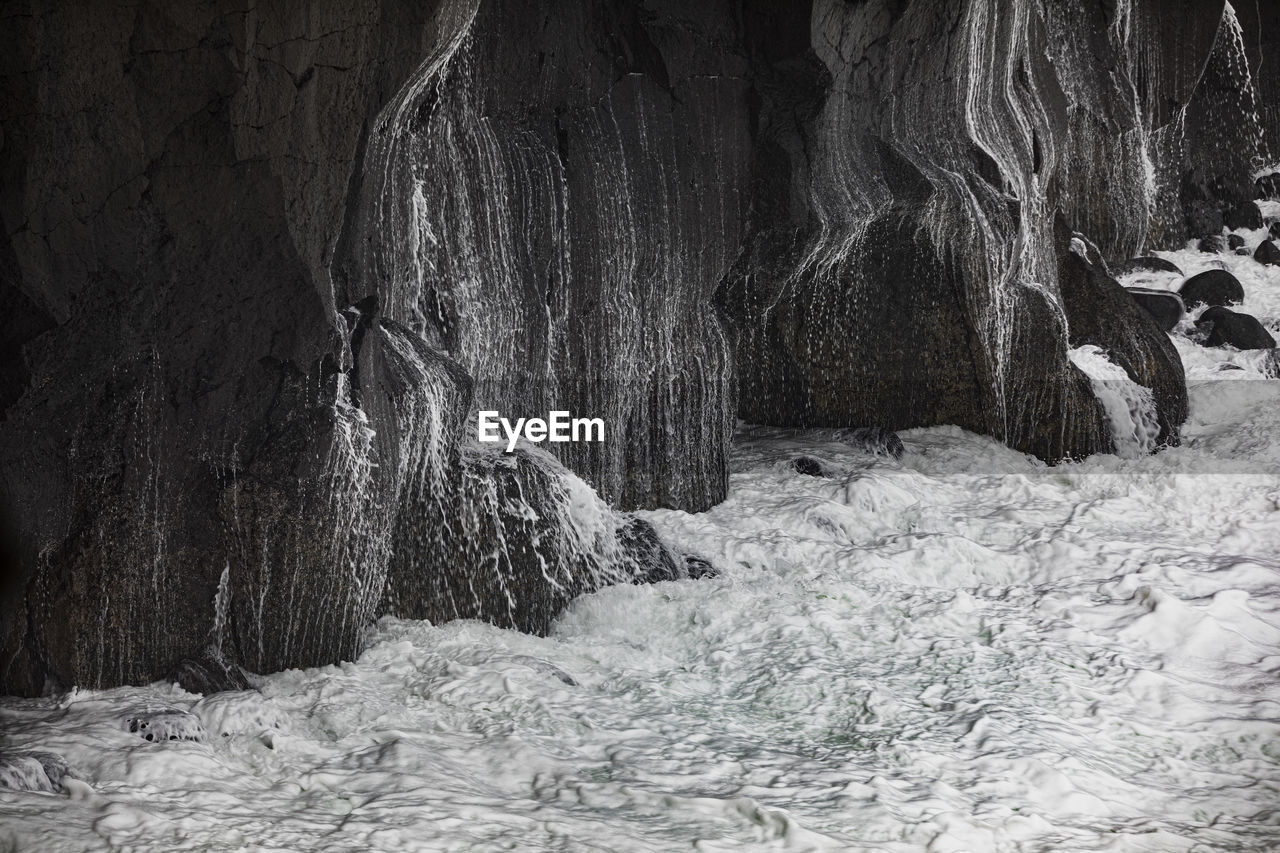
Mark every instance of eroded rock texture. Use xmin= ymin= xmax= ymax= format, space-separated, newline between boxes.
xmin=0 ymin=0 xmax=1268 ymax=694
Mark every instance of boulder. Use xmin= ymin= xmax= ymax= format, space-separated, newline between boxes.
xmin=1270 ymin=222 xmax=1280 ymax=241
xmin=833 ymin=427 xmax=906 ymax=459
xmin=1195 ymin=307 xmax=1277 ymax=349
xmin=791 ymin=456 xmax=828 ymax=477
xmin=1255 ymin=240 xmax=1280 ymax=266
xmin=1180 ymin=269 xmax=1245 ymax=308
xmin=166 ymin=649 xmax=254 ymax=696
xmin=1258 ymin=172 xmax=1280 ymax=198
xmin=1125 ymin=288 xmax=1186 ymax=331
xmin=1057 ymin=220 xmax=1188 ymax=447
xmin=381 ymin=444 xmax=693 ymax=636
xmin=1114 ymin=256 xmax=1184 ymax=276
xmin=1197 ymin=235 xmax=1226 ymax=253
xmin=683 ymin=555 xmax=718 ymax=579
xmin=1228 ymin=233 xmax=1246 ymax=249
xmin=1225 ymin=201 xmax=1264 ymax=230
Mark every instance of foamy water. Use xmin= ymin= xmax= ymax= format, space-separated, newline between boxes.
xmin=4 ymin=238 xmax=1280 ymax=850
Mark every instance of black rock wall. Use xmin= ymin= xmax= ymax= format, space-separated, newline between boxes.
xmin=0 ymin=0 xmax=470 ymax=693
xmin=0 ymin=0 xmax=1265 ymax=695
xmin=722 ymin=0 xmax=1117 ymax=461
xmin=340 ymin=0 xmax=750 ymax=512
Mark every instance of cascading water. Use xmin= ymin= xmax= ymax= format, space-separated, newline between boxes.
xmin=1068 ymin=345 xmax=1162 ymax=457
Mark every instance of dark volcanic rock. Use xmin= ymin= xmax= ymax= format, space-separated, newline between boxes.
xmin=791 ymin=456 xmax=828 ymax=477
xmin=833 ymin=427 xmax=906 ymax=460
xmin=381 ymin=445 xmax=684 ymax=636
xmin=166 ymin=649 xmax=254 ymax=696
xmin=1255 ymin=240 xmax=1280 ymax=266
xmin=1180 ymin=270 xmax=1246 ymax=308
xmin=616 ymin=517 xmax=683 ymax=585
xmin=1176 ymin=3 xmax=1268 ymax=246
xmin=683 ymin=555 xmax=717 ymax=579
xmin=1272 ymin=222 xmax=1280 ymax=241
xmin=1197 ymin=235 xmax=1226 ymax=253
xmin=1114 ymin=257 xmax=1184 ymax=276
xmin=1057 ymin=221 xmax=1188 ymax=447
xmin=1125 ymin=288 xmax=1186 ymax=331
xmin=1228 ymin=233 xmax=1246 ymax=250
xmin=1225 ymin=201 xmax=1264 ymax=231
xmin=1195 ymin=307 xmax=1277 ymax=349
xmin=1260 ymin=173 xmax=1280 ymax=199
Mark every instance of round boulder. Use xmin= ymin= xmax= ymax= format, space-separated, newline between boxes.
xmin=1180 ymin=269 xmax=1244 ymax=308
xmin=1113 ymin=256 xmax=1183 ymax=276
xmin=1197 ymin=235 xmax=1225 ymax=254
xmin=1227 ymin=233 xmax=1245 ymax=250
xmin=1255 ymin=240 xmax=1280 ymax=266
xmin=1224 ymin=201 xmax=1263 ymax=230
xmin=1125 ymin=288 xmax=1185 ymax=331
xmin=1195 ymin=307 xmax=1276 ymax=350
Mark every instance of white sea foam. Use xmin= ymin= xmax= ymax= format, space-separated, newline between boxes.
xmin=1068 ymin=345 xmax=1162 ymax=457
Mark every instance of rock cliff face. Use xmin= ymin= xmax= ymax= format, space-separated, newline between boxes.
xmin=0 ymin=0 xmax=1266 ymax=694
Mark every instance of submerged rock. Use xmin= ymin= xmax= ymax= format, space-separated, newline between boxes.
xmin=1180 ymin=269 xmax=1245 ymax=308
xmin=0 ymin=752 xmax=74 ymax=793
xmin=1125 ymin=288 xmax=1185 ymax=331
xmin=1271 ymin=222 xmax=1280 ymax=241
xmin=683 ymin=555 xmax=718 ymax=579
xmin=616 ymin=516 xmax=683 ymax=585
xmin=1197 ymin=235 xmax=1226 ymax=253
xmin=126 ymin=708 xmax=207 ymax=743
xmin=833 ymin=427 xmax=906 ymax=460
xmin=166 ymin=649 xmax=254 ymax=696
xmin=1195 ymin=307 xmax=1277 ymax=349
xmin=1255 ymin=240 xmax=1280 ymax=266
xmin=1114 ymin=256 xmax=1184 ymax=276
xmin=1227 ymin=233 xmax=1246 ymax=250
xmin=1057 ymin=220 xmax=1188 ymax=448
xmin=791 ymin=456 xmax=828 ymax=477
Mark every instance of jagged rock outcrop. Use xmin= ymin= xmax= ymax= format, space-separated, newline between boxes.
xmin=0 ymin=1 xmax=481 ymax=694
xmin=1056 ymin=223 xmax=1188 ymax=447
xmin=722 ymin=0 xmax=1124 ymax=462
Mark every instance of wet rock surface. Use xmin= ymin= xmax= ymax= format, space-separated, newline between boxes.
xmin=1126 ymin=288 xmax=1186 ymax=332
xmin=0 ymin=0 xmax=1269 ymax=693
xmin=1195 ymin=307 xmax=1278 ymax=350
xmin=1180 ymin=269 xmax=1246 ymax=308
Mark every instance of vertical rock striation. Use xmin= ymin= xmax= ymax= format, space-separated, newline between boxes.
xmin=0 ymin=0 xmax=1266 ymax=694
